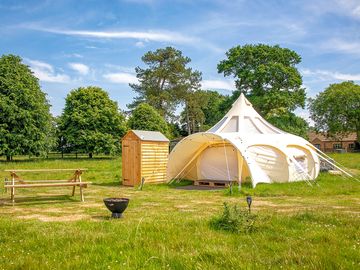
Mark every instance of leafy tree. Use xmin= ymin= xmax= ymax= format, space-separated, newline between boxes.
xmin=0 ymin=54 xmax=53 ymax=161
xmin=128 ymin=47 xmax=202 ymax=119
xmin=59 ymin=86 xmax=126 ymax=158
xmin=309 ymin=81 xmax=360 ymax=144
xmin=201 ymin=90 xmax=227 ymax=128
xmin=267 ymin=112 xmax=309 ymax=138
xmin=167 ymin=122 xmax=185 ymax=138
xmin=180 ymin=90 xmax=227 ymax=134
xmin=128 ymin=103 xmax=170 ymax=138
xmin=181 ymin=91 xmax=207 ymax=134
xmin=218 ymin=44 xmax=305 ymax=116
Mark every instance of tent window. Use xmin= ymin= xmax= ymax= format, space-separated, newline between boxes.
xmin=221 ymin=116 xmax=238 ymax=132
xmin=244 ymin=117 xmax=262 ymax=134
xmin=208 ymin=117 xmax=228 ymax=132
xmin=253 ymin=117 xmax=281 ymax=134
xmin=294 ymin=156 xmax=307 ymax=174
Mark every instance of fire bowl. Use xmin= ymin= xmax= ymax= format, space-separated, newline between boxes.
xmin=103 ymin=198 xmax=130 ymax=218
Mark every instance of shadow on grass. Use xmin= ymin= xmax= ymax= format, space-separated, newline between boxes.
xmin=168 ymin=180 xmax=194 ymax=188
xmin=93 ymin=182 xmax=121 ymax=187
xmin=91 ymin=215 xmax=112 ymax=221
xmin=0 ymin=195 xmax=79 ymax=206
xmin=0 ymin=156 xmax=119 ymax=163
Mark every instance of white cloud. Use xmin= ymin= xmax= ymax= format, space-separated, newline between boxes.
xmin=68 ymin=62 xmax=90 ymax=75
xmin=104 ymin=64 xmax=135 ymax=73
xmin=301 ymin=68 xmax=360 ymax=81
xmin=306 ymin=0 xmax=360 ymax=20
xmin=30 ymin=27 xmax=197 ymax=44
xmin=322 ymin=38 xmax=360 ymax=56
xmin=335 ymin=0 xmax=360 ymax=19
xmin=201 ymin=79 xmax=236 ymax=91
xmin=64 ymin=53 xmax=83 ymax=58
xmin=27 ymin=59 xmax=53 ymax=72
xmin=103 ymin=72 xmax=138 ymax=84
xmin=26 ymin=59 xmax=70 ymax=83
xmin=135 ymin=41 xmax=145 ymax=48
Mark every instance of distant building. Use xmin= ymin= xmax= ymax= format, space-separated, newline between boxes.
xmin=308 ymin=132 xmax=358 ymax=153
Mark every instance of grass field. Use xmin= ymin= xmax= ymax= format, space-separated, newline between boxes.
xmin=0 ymin=154 xmax=359 ymax=269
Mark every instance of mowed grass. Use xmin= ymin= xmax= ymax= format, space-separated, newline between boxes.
xmin=0 ymin=154 xmax=359 ymax=269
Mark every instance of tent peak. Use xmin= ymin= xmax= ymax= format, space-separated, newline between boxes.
xmin=207 ymin=91 xmax=285 ymax=135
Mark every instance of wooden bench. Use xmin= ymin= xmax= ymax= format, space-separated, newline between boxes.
xmin=4 ymin=169 xmax=91 ymax=203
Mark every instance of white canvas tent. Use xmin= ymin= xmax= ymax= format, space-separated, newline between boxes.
xmin=167 ymin=93 xmax=321 ymax=187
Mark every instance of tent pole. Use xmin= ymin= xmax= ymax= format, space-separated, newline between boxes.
xmin=237 ymin=151 xmax=243 ymax=191
xmin=313 ymin=148 xmax=355 ymax=178
xmin=289 ymin=156 xmax=314 ymax=186
xmin=170 ymin=143 xmax=209 ymax=183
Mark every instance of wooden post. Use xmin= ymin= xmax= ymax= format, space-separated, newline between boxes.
xmin=139 ymin=177 xmax=145 ymax=190
xmin=78 ymin=170 xmax=84 ymax=202
xmin=3 ymin=178 xmax=7 ymax=193
xmin=10 ymin=172 xmax=15 ymax=203
xmin=71 ymin=170 xmax=77 ymax=196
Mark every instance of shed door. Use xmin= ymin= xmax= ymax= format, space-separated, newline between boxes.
xmin=122 ymin=140 xmax=139 ymax=186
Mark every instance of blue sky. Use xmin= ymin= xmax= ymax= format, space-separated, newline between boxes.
xmin=1 ymin=0 xmax=360 ymax=121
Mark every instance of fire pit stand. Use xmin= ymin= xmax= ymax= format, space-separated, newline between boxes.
xmin=103 ymin=198 xmax=130 ymax=218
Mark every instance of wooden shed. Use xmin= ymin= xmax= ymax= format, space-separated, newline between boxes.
xmin=122 ymin=130 xmax=169 ymax=186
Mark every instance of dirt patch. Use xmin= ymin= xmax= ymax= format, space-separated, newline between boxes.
xmin=18 ymin=214 xmax=89 ymax=222
xmin=78 ymin=203 xmax=103 ymax=208
xmin=142 ymin=202 xmax=161 ymax=206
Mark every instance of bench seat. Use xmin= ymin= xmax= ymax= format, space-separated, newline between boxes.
xmin=5 ymin=182 xmax=91 ymax=188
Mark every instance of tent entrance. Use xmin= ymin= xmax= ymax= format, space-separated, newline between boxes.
xmin=196 ymin=145 xmax=239 ymax=181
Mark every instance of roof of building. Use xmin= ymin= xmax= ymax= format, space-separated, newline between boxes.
xmin=308 ymin=131 xmax=357 ymax=142
xmin=131 ymin=130 xmax=169 ymax=142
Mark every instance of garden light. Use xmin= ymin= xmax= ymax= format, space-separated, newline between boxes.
xmin=246 ymin=196 xmax=252 ymax=213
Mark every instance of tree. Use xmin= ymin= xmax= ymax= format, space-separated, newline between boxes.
xmin=181 ymin=91 xmax=207 ymax=134
xmin=128 ymin=47 xmax=202 ymax=119
xmin=180 ymin=90 xmax=227 ymax=134
xmin=0 ymin=54 xmax=53 ymax=161
xmin=267 ymin=112 xmax=309 ymax=138
xmin=127 ymin=103 xmax=170 ymax=138
xmin=59 ymin=86 xmax=126 ymax=158
xmin=201 ymin=90 xmax=227 ymax=128
xmin=309 ymin=81 xmax=360 ymax=144
xmin=217 ymin=44 xmax=305 ymax=116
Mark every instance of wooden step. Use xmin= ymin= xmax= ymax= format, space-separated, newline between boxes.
xmin=194 ymin=180 xmax=236 ymax=187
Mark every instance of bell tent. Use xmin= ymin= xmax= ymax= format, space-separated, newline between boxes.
xmin=167 ymin=93 xmax=321 ymax=187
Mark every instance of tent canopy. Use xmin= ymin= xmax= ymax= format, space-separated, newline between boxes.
xmin=167 ymin=93 xmax=320 ymax=187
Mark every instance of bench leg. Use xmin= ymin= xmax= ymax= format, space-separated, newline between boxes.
xmin=10 ymin=187 xmax=15 ymax=203
xmin=79 ymin=186 xmax=84 ymax=202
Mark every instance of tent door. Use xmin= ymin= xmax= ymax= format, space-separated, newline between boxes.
xmin=197 ymin=145 xmax=238 ymax=181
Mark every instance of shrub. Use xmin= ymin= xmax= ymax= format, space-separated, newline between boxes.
xmin=210 ymin=202 xmax=256 ymax=233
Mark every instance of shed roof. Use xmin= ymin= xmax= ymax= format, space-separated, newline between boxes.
xmin=131 ymin=130 xmax=169 ymax=142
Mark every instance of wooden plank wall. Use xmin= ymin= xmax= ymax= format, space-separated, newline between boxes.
xmin=141 ymin=141 xmax=169 ymax=183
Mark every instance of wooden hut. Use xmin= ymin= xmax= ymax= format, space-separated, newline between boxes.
xmin=122 ymin=130 xmax=169 ymax=186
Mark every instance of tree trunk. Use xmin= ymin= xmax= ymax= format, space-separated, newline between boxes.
xmin=6 ymin=155 xmax=11 ymax=162
xmin=89 ymin=153 xmax=93 ymax=158
xmin=186 ymin=106 xmax=191 ymax=135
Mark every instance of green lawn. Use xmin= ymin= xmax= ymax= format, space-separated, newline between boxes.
xmin=0 ymin=154 xmax=359 ymax=269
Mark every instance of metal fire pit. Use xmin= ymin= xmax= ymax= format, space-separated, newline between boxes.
xmin=103 ymin=198 xmax=130 ymax=218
